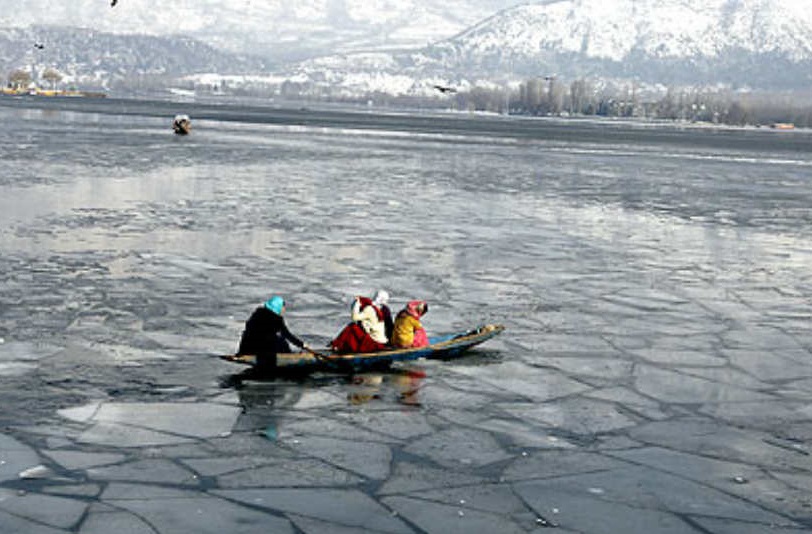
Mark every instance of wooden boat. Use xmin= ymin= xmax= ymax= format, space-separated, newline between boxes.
xmin=221 ymin=323 xmax=504 ymax=373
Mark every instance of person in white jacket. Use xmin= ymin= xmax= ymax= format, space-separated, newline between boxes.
xmin=351 ymin=293 xmax=388 ymax=345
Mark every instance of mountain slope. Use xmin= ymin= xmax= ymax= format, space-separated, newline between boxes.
xmin=0 ymin=0 xmax=528 ymax=60
xmin=277 ymin=0 xmax=812 ymax=93
xmin=0 ymin=26 xmax=265 ymax=88
xmin=426 ymin=0 xmax=812 ymax=87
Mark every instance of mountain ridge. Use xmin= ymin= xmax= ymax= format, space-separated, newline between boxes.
xmin=281 ymin=0 xmax=812 ymax=94
xmin=2 ymin=1 xmax=811 ymax=94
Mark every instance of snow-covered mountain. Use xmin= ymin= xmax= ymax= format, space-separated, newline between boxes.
xmin=3 ymin=0 xmax=812 ymax=95
xmin=448 ymin=0 xmax=812 ymax=63
xmin=0 ymin=26 xmax=265 ymax=90
xmin=0 ymin=0 xmax=527 ymax=60
xmin=280 ymin=0 xmax=812 ymax=94
xmin=431 ymin=0 xmax=812 ymax=85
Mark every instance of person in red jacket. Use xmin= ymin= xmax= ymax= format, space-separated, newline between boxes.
xmin=331 ymin=292 xmax=392 ymax=353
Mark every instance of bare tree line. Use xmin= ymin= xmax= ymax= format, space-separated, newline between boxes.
xmin=5 ymin=66 xmax=812 ymax=128
xmin=5 ymin=68 xmax=63 ymax=90
xmin=452 ymin=77 xmax=812 ymax=128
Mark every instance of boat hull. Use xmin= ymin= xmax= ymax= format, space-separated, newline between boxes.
xmin=221 ymin=323 xmax=504 ymax=373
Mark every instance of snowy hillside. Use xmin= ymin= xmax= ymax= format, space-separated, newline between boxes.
xmin=3 ymin=0 xmax=812 ymax=95
xmin=277 ymin=0 xmax=812 ymax=95
xmin=0 ymin=0 xmax=526 ymax=60
xmin=447 ymin=0 xmax=812 ymax=62
xmin=0 ymin=26 xmax=265 ymax=90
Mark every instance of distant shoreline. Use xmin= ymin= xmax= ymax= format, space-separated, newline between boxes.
xmin=0 ymin=93 xmax=808 ymax=154
xmin=1 ymin=88 xmax=106 ymax=98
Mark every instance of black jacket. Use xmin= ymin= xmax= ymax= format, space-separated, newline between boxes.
xmin=381 ymin=304 xmax=394 ymax=342
xmin=237 ymin=307 xmax=304 ymax=356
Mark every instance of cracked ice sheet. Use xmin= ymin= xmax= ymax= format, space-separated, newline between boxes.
xmin=106 ymin=490 xmax=295 ymax=534
xmin=0 ymin=433 xmax=41 ymax=483
xmin=377 ymin=461 xmax=487 ymax=496
xmin=89 ymin=459 xmax=197 ymax=485
xmin=399 ymin=482 xmax=528 ymax=515
xmin=58 ymin=401 xmax=241 ymax=447
xmin=722 ymin=349 xmax=812 ymax=381
xmin=692 ymin=517 xmax=812 ymax=534
xmin=629 ymin=419 xmax=812 ymax=472
xmin=0 ymin=489 xmax=87 ymax=530
xmin=277 ymin=434 xmax=392 ymax=480
xmin=216 ymin=458 xmax=363 ymax=488
xmin=43 ymin=450 xmax=126 ymax=471
xmin=0 ymin=341 xmax=63 ymax=362
xmin=334 ymin=409 xmax=434 ymax=441
xmin=607 ymin=446 xmax=812 ymax=520
xmin=382 ymin=495 xmax=528 ymax=534
xmin=584 ymin=386 xmax=669 ymax=420
xmin=518 ymin=465 xmax=801 ymax=529
xmin=470 ymin=418 xmax=578 ymax=449
xmin=501 ymin=450 xmax=628 ymax=482
xmin=447 ymin=361 xmax=591 ymax=402
xmin=80 ymin=503 xmax=155 ymax=534
xmin=0 ymin=361 xmax=38 ymax=376
xmin=633 ymin=364 xmax=775 ymax=403
xmin=502 ymin=397 xmax=638 ymax=435
xmin=403 ymin=427 xmax=512 ymax=469
xmin=700 ymin=399 xmax=812 ymax=428
xmin=0 ymin=341 xmax=63 ymax=376
xmin=211 ymin=488 xmax=412 ymax=533
xmin=278 ymin=415 xmax=399 ymax=444
xmin=0 ymin=509 xmax=66 ymax=534
xmin=514 ymin=481 xmax=696 ymax=534
xmin=533 ymin=356 xmax=634 ymax=380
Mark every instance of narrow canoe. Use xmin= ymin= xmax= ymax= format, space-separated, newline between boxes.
xmin=221 ymin=323 xmax=504 ymax=373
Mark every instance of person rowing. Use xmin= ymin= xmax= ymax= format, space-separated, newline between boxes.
xmin=236 ymin=295 xmax=312 ymax=371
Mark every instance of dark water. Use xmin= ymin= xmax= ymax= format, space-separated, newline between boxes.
xmin=1 ymin=97 xmax=811 ymax=422
xmin=1 ymin=96 xmax=811 ymax=533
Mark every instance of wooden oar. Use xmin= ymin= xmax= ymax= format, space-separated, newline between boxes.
xmin=301 ymin=344 xmax=350 ymax=371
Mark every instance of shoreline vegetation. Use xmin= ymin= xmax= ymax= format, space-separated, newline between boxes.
xmin=1 ymin=83 xmax=807 ymax=133
xmin=155 ymin=82 xmax=811 ymax=131
xmin=1 ymin=87 xmax=106 ymax=98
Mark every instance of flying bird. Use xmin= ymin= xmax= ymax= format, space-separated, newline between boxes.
xmin=433 ymin=84 xmax=457 ymax=94
xmin=111 ymin=0 xmax=118 ymax=6
xmin=33 ymin=43 xmax=45 ymax=49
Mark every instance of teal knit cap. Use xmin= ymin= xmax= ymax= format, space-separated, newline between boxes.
xmin=264 ymin=296 xmax=285 ymax=315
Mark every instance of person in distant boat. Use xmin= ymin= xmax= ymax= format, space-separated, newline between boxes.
xmin=351 ymin=294 xmax=388 ymax=345
xmin=236 ymin=296 xmax=310 ymax=370
xmin=372 ymin=289 xmax=394 ymax=342
xmin=392 ymin=300 xmax=429 ymax=349
xmin=172 ymin=114 xmax=191 ymax=135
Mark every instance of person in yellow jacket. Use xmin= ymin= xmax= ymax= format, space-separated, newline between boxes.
xmin=392 ymin=300 xmax=429 ymax=348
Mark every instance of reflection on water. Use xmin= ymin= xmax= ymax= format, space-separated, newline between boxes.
xmin=347 ymin=369 xmax=426 ymax=406
xmin=227 ymin=367 xmax=427 ymax=442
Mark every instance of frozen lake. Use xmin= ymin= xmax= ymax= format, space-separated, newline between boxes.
xmin=0 ymin=96 xmax=810 ymax=533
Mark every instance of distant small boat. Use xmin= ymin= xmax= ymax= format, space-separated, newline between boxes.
xmin=172 ymin=114 xmax=191 ymax=135
xmin=771 ymin=123 xmax=795 ymax=130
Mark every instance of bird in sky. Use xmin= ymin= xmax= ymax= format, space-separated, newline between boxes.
xmin=111 ymin=0 xmax=118 ymax=6
xmin=433 ymin=84 xmax=457 ymax=94
xmin=33 ymin=43 xmax=45 ymax=49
